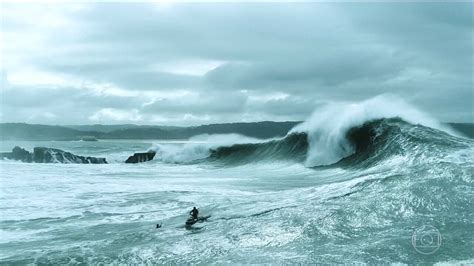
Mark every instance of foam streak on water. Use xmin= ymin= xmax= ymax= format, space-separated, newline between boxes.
xmin=0 ymin=136 xmax=473 ymax=264
xmin=0 ymin=96 xmax=473 ymax=264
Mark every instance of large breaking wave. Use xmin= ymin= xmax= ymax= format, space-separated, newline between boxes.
xmin=149 ymin=95 xmax=469 ymax=167
xmin=290 ymin=94 xmax=458 ymax=167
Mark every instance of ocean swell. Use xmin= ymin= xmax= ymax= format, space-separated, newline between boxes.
xmin=147 ymin=95 xmax=466 ymax=168
xmin=290 ymin=94 xmax=456 ymax=167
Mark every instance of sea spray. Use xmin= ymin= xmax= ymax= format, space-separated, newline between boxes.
xmin=290 ymin=94 xmax=456 ymax=166
xmin=149 ymin=134 xmax=266 ymax=163
xmin=1 ymin=96 xmax=472 ymax=264
xmin=145 ymin=95 xmax=461 ymax=167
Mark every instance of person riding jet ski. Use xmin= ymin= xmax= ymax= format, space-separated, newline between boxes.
xmin=189 ymin=207 xmax=198 ymax=221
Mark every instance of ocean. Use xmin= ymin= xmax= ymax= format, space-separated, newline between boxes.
xmin=1 ymin=99 xmax=473 ymax=264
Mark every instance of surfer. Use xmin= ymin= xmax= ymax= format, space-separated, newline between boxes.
xmin=189 ymin=207 xmax=199 ymax=221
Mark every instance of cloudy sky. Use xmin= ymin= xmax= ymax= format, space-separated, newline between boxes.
xmin=1 ymin=1 xmax=472 ymax=125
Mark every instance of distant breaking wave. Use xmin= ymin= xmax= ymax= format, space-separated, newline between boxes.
xmin=148 ymin=134 xmax=267 ymax=164
xmin=149 ymin=95 xmax=468 ymax=167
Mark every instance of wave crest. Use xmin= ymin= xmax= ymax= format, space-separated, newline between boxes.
xmin=290 ymin=94 xmax=455 ymax=167
xmin=147 ymin=95 xmax=465 ymax=167
xmin=149 ymin=134 xmax=265 ymax=163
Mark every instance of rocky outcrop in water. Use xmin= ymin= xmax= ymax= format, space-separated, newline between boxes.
xmin=0 ymin=146 xmax=107 ymax=164
xmin=125 ymin=152 xmax=156 ymax=163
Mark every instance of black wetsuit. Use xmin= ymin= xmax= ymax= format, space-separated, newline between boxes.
xmin=190 ymin=208 xmax=198 ymax=220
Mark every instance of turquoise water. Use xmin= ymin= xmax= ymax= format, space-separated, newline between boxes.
xmin=1 ymin=121 xmax=473 ymax=264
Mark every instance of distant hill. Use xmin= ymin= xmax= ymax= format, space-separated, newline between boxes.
xmin=0 ymin=123 xmax=105 ymax=141
xmin=95 ymin=121 xmax=300 ymax=140
xmin=0 ymin=121 xmax=301 ymax=141
xmin=0 ymin=121 xmax=472 ymax=141
xmin=66 ymin=124 xmax=142 ymax=133
xmin=66 ymin=124 xmax=182 ymax=133
xmin=104 ymin=121 xmax=300 ymax=139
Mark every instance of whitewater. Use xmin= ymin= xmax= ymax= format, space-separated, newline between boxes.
xmin=1 ymin=96 xmax=473 ymax=264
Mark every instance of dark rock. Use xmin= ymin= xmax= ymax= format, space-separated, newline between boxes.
xmin=125 ymin=152 xmax=156 ymax=163
xmin=12 ymin=146 xmax=30 ymax=158
xmin=1 ymin=146 xmax=32 ymax=162
xmin=0 ymin=152 xmax=14 ymax=160
xmin=4 ymin=147 xmax=34 ymax=162
xmin=0 ymin=146 xmax=107 ymax=164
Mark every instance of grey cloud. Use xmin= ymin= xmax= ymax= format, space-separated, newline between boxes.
xmin=246 ymin=96 xmax=316 ymax=117
xmin=141 ymin=91 xmax=247 ymax=115
xmin=1 ymin=82 xmax=146 ymax=124
xmin=1 ymin=2 xmax=472 ymax=124
xmin=204 ymin=49 xmax=405 ymax=92
xmin=2 ymin=84 xmax=141 ymax=109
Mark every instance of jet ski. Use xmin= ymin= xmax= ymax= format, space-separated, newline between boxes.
xmin=185 ymin=215 xmax=211 ymax=227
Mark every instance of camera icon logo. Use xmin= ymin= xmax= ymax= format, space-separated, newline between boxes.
xmin=411 ymin=225 xmax=442 ymax=255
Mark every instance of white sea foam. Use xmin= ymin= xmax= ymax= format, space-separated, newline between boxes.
xmin=149 ymin=134 xmax=266 ymax=163
xmin=290 ymin=94 xmax=455 ymax=167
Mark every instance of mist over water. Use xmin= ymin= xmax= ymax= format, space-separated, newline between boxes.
xmin=1 ymin=96 xmax=473 ymax=264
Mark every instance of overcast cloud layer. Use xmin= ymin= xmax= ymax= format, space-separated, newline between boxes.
xmin=1 ymin=2 xmax=472 ymax=125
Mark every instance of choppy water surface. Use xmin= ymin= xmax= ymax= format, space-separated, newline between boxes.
xmin=1 ymin=117 xmax=473 ymax=264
